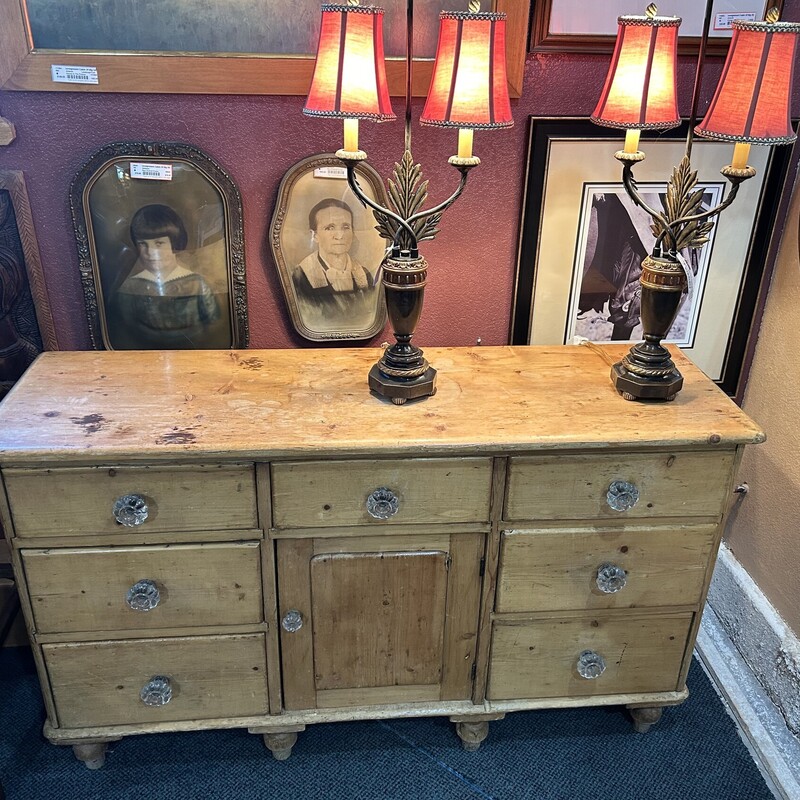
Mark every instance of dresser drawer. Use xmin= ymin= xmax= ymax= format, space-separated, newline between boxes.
xmin=4 ymin=464 xmax=258 ymax=536
xmin=495 ymin=524 xmax=717 ymax=613
xmin=504 ymin=451 xmax=734 ymax=522
xmin=271 ymin=458 xmax=493 ymax=528
xmin=487 ymin=614 xmax=691 ymax=700
xmin=43 ymin=634 xmax=268 ymax=728
xmin=22 ymin=542 xmax=263 ymax=634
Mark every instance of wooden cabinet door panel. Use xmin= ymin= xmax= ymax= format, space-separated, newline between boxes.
xmin=277 ymin=533 xmax=483 ymax=711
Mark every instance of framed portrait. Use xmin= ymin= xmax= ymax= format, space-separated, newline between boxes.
xmin=270 ymin=154 xmax=390 ymax=342
xmin=0 ymin=1 xmax=529 ymax=97
xmin=510 ymin=118 xmax=793 ymax=396
xmin=70 ymin=142 xmax=248 ymax=351
xmin=0 ymin=170 xmax=58 ymax=398
xmin=531 ymin=0 xmax=784 ymax=54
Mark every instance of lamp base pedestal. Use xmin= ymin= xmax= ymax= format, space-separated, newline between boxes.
xmin=611 ymin=356 xmax=683 ymax=402
xmin=368 ymin=362 xmax=437 ymax=405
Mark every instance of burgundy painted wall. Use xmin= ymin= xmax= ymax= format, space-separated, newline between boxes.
xmin=1 ymin=3 xmax=799 ymax=353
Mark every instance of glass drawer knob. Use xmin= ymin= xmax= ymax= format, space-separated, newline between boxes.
xmin=577 ymin=650 xmax=606 ymax=680
xmin=366 ymin=487 xmax=399 ymax=520
xmin=606 ymin=481 xmax=639 ymax=512
xmin=140 ymin=676 xmax=172 ymax=706
xmin=112 ymin=494 xmax=149 ymax=526
xmin=596 ymin=563 xmax=627 ymax=594
xmin=282 ymin=609 xmax=304 ymax=633
xmin=126 ymin=579 xmax=161 ymax=611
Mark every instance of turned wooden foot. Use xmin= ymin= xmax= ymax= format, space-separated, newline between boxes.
xmin=72 ymin=742 xmax=110 ymax=770
xmin=628 ymin=705 xmax=664 ymax=734
xmin=455 ymin=721 xmax=489 ymax=752
xmin=263 ymin=731 xmax=298 ymax=761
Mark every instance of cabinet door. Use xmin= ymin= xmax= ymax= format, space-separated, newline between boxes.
xmin=277 ymin=533 xmax=483 ymax=710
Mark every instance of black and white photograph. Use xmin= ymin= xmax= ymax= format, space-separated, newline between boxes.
xmin=271 ymin=154 xmax=389 ymax=342
xmin=567 ymin=183 xmax=723 ymax=347
xmin=70 ymin=142 xmax=248 ymax=351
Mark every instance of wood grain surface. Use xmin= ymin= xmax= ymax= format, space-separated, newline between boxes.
xmin=0 ymin=347 xmax=764 ymax=465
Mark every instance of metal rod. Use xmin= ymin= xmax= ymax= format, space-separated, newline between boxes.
xmin=686 ymin=0 xmax=715 ymax=159
xmin=405 ymin=0 xmax=413 ymax=154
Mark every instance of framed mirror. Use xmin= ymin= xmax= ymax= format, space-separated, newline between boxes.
xmin=0 ymin=0 xmax=530 ymax=96
xmin=70 ymin=142 xmax=248 ymax=351
xmin=270 ymin=154 xmax=389 ymax=342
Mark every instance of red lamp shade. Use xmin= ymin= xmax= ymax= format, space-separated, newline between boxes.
xmin=695 ymin=19 xmax=800 ymax=144
xmin=591 ymin=14 xmax=681 ymax=130
xmin=304 ymin=4 xmax=395 ymax=122
xmin=420 ymin=11 xmax=513 ymax=129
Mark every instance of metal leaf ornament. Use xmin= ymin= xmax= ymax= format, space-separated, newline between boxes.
xmin=650 ymin=155 xmax=716 ymax=251
xmin=372 ymin=151 xmax=441 ymax=250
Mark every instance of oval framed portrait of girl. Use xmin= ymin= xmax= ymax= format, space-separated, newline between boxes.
xmin=270 ymin=154 xmax=389 ymax=341
xmin=70 ymin=142 xmax=248 ymax=350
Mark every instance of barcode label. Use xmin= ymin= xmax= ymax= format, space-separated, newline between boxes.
xmin=51 ymin=65 xmax=99 ymax=84
xmin=314 ymin=166 xmax=348 ymax=179
xmin=130 ymin=162 xmax=173 ymax=181
xmin=714 ymin=12 xmax=756 ymax=30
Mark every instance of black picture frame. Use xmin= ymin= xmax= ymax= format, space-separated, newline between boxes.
xmin=510 ymin=117 xmax=793 ymax=397
xmin=70 ymin=142 xmax=249 ymax=351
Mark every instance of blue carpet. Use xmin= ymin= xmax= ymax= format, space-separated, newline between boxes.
xmin=0 ymin=647 xmax=772 ymax=799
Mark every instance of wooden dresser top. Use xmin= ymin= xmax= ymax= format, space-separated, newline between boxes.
xmin=0 ymin=346 xmax=764 ymax=464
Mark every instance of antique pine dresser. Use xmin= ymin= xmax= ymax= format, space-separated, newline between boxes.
xmin=0 ymin=345 xmax=763 ymax=768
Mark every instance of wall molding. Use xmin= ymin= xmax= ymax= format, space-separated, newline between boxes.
xmin=695 ymin=543 xmax=800 ymax=799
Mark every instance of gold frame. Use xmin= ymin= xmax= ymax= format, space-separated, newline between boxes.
xmin=0 ymin=0 xmax=530 ymax=97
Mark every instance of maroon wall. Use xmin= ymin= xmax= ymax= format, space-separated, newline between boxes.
xmin=1 ymin=3 xmax=798 ymax=353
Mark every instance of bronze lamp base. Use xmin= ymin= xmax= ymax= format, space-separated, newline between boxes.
xmin=368 ymin=362 xmax=437 ymax=405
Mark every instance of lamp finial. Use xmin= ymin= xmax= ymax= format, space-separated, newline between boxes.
xmin=766 ymin=6 xmax=780 ymax=22
xmin=347 ymin=0 xmax=360 ymax=6
xmin=645 ymin=4 xmax=658 ymax=18
xmin=468 ymin=1 xmax=481 ymax=12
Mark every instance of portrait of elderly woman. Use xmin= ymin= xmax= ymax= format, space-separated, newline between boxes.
xmin=293 ymin=198 xmax=377 ymax=326
xmin=107 ymin=204 xmax=227 ymax=350
xmin=271 ymin=155 xmax=388 ymax=341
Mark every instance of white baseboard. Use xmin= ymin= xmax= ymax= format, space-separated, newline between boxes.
xmin=694 ymin=543 xmax=800 ymax=800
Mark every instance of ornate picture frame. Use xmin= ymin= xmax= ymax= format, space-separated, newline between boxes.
xmin=0 ymin=170 xmax=58 ymax=397
xmin=511 ymin=118 xmax=793 ymax=397
xmin=270 ymin=154 xmax=390 ymax=342
xmin=531 ymin=0 xmax=784 ymax=55
xmin=70 ymin=142 xmax=248 ymax=351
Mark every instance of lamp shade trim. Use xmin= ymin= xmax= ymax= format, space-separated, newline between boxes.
xmin=617 ymin=14 xmax=681 ymax=27
xmin=320 ymin=3 xmax=385 ymax=14
xmin=440 ymin=10 xmax=506 ymax=21
xmin=302 ymin=108 xmax=396 ymax=122
xmin=731 ymin=18 xmax=800 ymax=33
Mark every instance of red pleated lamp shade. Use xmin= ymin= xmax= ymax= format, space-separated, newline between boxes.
xmin=420 ymin=11 xmax=513 ymax=129
xmin=591 ymin=14 xmax=681 ymax=130
xmin=304 ymin=4 xmax=395 ymax=122
xmin=695 ymin=19 xmax=800 ymax=144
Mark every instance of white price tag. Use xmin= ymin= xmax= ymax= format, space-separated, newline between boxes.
xmin=51 ymin=65 xmax=99 ymax=85
xmin=313 ymin=166 xmax=348 ymax=179
xmin=714 ymin=12 xmax=756 ymax=30
xmin=130 ymin=162 xmax=174 ymax=181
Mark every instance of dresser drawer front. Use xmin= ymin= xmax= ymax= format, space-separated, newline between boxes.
xmin=504 ymin=451 xmax=734 ymax=522
xmin=496 ymin=524 xmax=717 ymax=613
xmin=487 ymin=614 xmax=691 ymax=700
xmin=271 ymin=458 xmax=493 ymax=528
xmin=23 ymin=542 xmax=263 ymax=634
xmin=44 ymin=634 xmax=268 ymax=728
xmin=4 ymin=464 xmax=258 ymax=536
